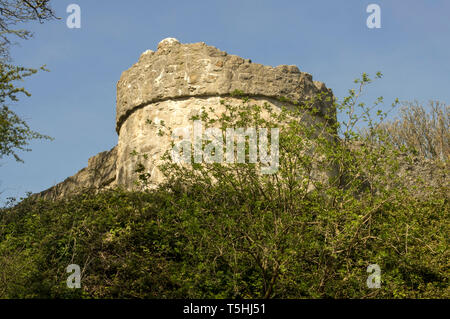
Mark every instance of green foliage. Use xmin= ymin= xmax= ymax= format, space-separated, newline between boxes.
xmin=0 ymin=184 xmax=446 ymax=298
xmin=0 ymin=73 xmax=448 ymax=298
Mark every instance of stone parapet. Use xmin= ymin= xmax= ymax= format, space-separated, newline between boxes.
xmin=116 ymin=38 xmax=333 ymax=134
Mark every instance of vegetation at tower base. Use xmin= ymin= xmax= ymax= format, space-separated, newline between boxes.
xmin=0 ymin=74 xmax=448 ymax=299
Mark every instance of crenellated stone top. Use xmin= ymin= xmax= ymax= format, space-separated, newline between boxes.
xmin=115 ymin=38 xmax=333 ymax=133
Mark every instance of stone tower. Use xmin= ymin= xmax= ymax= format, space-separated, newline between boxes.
xmin=115 ymin=38 xmax=334 ymax=189
xmin=37 ymin=38 xmax=334 ymax=199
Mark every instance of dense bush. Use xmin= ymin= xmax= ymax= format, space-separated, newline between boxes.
xmin=0 ymin=184 xmax=447 ymax=298
xmin=0 ymin=73 xmax=448 ymax=298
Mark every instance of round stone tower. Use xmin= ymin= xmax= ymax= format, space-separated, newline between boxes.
xmin=115 ymin=38 xmax=334 ymax=189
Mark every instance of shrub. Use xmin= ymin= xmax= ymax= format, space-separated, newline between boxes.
xmin=0 ymin=73 xmax=448 ymax=298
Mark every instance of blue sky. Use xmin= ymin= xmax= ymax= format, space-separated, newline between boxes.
xmin=1 ymin=0 xmax=449 ymax=203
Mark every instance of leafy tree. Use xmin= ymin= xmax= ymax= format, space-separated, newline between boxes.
xmin=0 ymin=0 xmax=55 ymax=162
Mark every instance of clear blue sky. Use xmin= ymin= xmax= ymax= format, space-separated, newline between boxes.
xmin=1 ymin=0 xmax=449 ymax=204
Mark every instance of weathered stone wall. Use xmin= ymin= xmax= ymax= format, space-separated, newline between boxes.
xmin=35 ymin=38 xmax=335 ymax=198
xmin=35 ymin=146 xmax=117 ymax=200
